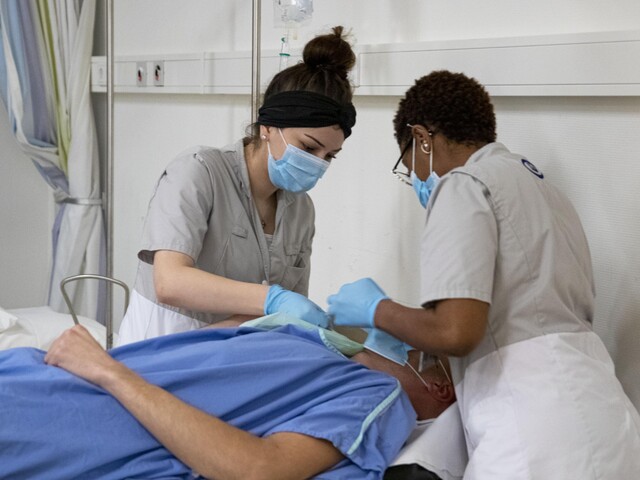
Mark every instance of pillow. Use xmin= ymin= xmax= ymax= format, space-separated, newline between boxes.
xmin=5 ymin=306 xmax=111 ymax=350
xmin=390 ymin=403 xmax=468 ymax=480
xmin=0 ymin=306 xmax=18 ymax=332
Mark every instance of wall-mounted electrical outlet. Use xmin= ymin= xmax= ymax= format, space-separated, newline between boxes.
xmin=97 ymin=65 xmax=106 ymax=85
xmin=153 ymin=61 xmax=164 ymax=87
xmin=136 ymin=61 xmax=146 ymax=86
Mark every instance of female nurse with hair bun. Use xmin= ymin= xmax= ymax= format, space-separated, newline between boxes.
xmin=117 ymin=26 xmax=357 ymax=345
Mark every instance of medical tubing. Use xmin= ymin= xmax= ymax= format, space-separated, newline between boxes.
xmin=279 ymin=33 xmax=290 ymax=71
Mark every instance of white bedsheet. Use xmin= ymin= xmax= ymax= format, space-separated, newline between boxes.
xmin=0 ymin=305 xmax=111 ymax=350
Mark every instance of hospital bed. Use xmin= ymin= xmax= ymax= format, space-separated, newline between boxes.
xmin=0 ymin=299 xmax=466 ymax=478
xmin=0 ymin=274 xmax=129 ymax=351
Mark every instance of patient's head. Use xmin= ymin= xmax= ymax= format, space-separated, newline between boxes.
xmin=352 ymin=349 xmax=455 ymax=421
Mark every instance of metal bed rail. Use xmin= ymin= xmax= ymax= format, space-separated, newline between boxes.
xmin=60 ymin=274 xmax=130 ymax=349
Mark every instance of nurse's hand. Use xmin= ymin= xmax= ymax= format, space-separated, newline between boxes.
xmin=327 ymin=278 xmax=388 ymax=328
xmin=264 ymin=284 xmax=330 ymax=328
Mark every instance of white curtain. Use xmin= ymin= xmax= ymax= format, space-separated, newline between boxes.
xmin=0 ymin=0 xmax=105 ymax=322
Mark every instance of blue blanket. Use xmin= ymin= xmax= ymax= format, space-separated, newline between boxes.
xmin=0 ymin=324 xmax=415 ymax=479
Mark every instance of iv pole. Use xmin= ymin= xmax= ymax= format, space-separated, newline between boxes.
xmin=105 ymin=0 xmax=114 ymax=348
xmin=251 ymin=0 xmax=261 ymax=123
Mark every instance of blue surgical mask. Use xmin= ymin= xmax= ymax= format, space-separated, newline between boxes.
xmin=267 ymin=129 xmax=329 ymax=193
xmin=410 ymin=136 xmax=440 ymax=208
xmin=363 ymin=328 xmax=411 ymax=365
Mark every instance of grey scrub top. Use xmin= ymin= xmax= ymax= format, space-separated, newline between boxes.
xmin=134 ymin=139 xmax=315 ymax=325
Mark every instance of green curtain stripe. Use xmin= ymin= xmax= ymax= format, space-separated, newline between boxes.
xmin=36 ymin=0 xmax=69 ymax=174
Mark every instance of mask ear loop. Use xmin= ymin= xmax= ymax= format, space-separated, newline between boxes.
xmin=267 ymin=128 xmax=288 ymax=161
xmin=437 ymin=358 xmax=452 ymax=384
xmin=411 ymin=137 xmax=417 ymax=175
xmin=417 ymin=351 xmax=453 ymax=386
xmin=406 ymin=360 xmax=430 ymax=389
xmin=406 ymin=124 xmax=417 ymax=176
xmin=419 ymin=131 xmax=434 ymax=176
xmin=429 ymin=139 xmax=434 ymax=177
xmin=278 ymin=128 xmax=289 ymax=148
xmin=408 ymin=124 xmax=435 ymax=178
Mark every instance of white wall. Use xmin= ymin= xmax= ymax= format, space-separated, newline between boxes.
xmin=0 ymin=107 xmax=52 ymax=307
xmin=113 ymin=0 xmax=640 ymax=51
xmin=103 ymin=0 xmax=640 ymax=408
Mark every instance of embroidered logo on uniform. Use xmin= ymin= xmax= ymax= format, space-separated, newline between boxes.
xmin=521 ymin=159 xmax=544 ymax=179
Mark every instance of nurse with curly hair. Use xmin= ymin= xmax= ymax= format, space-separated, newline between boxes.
xmin=328 ymin=70 xmax=640 ymax=479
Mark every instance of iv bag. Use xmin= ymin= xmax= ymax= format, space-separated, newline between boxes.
xmin=273 ymin=0 xmax=313 ymax=28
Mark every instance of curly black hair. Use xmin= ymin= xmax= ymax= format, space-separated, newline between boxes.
xmin=393 ymin=70 xmax=496 ymax=149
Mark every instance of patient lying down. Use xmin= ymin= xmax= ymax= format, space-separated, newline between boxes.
xmin=0 ymin=315 xmax=454 ymax=479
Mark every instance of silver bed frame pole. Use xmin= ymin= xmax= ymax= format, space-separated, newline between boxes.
xmin=251 ymin=0 xmax=261 ymax=123
xmin=105 ymin=0 xmax=114 ymax=348
xmin=60 ymin=275 xmax=129 ymax=347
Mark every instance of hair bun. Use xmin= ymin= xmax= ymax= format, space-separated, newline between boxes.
xmin=302 ymin=26 xmax=356 ymax=79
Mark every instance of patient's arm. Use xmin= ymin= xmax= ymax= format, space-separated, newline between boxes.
xmin=45 ymin=326 xmax=343 ymax=480
xmin=207 ymin=314 xmax=259 ymax=328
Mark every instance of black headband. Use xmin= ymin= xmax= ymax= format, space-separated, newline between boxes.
xmin=257 ymin=90 xmax=356 ymax=138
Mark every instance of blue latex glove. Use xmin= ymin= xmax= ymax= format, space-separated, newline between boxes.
xmin=364 ymin=328 xmax=412 ymax=365
xmin=326 ymin=278 xmax=388 ymax=328
xmin=264 ymin=284 xmax=329 ymax=328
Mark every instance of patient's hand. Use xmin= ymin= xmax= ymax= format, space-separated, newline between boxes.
xmin=45 ymin=325 xmax=122 ymax=387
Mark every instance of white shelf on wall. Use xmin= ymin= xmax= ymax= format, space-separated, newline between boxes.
xmin=91 ymin=30 xmax=640 ymax=97
xmin=91 ymin=49 xmax=304 ymax=95
xmin=356 ymin=29 xmax=640 ymax=96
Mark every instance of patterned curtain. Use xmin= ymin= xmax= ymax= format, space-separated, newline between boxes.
xmin=0 ymin=0 xmax=105 ymax=322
